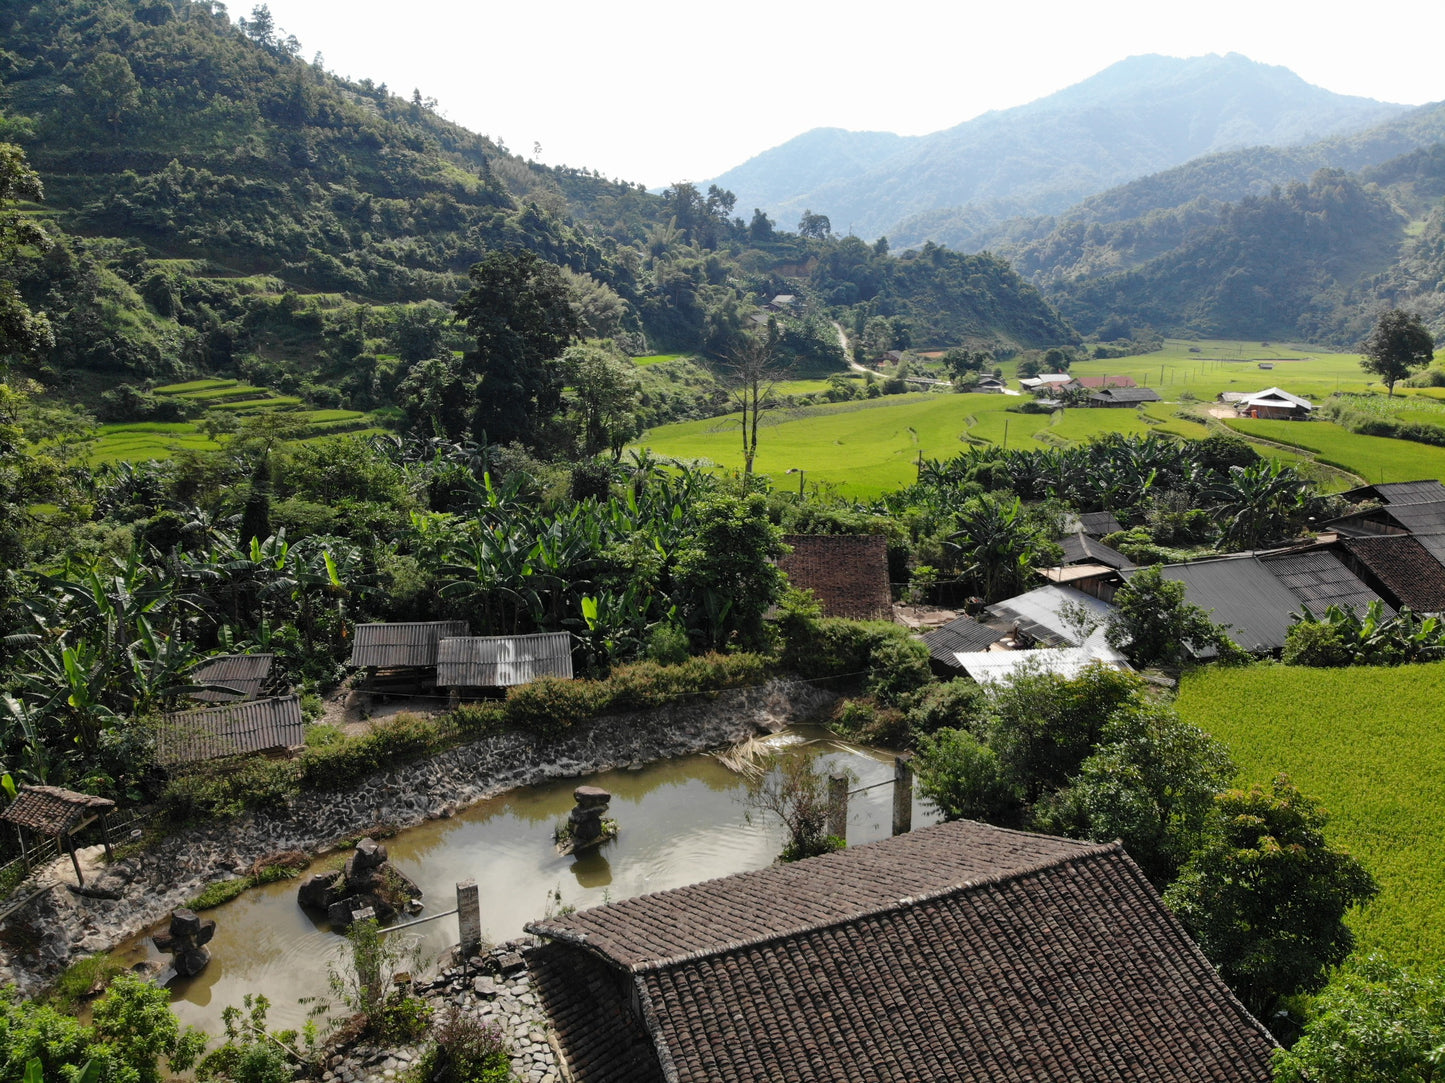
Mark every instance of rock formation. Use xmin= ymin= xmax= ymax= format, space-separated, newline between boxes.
xmin=296 ymin=838 xmax=422 ymax=930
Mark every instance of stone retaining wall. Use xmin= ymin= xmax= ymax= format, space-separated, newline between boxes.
xmin=0 ymin=678 xmax=835 ymax=996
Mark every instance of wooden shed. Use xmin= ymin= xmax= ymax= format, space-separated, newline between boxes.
xmin=189 ymin=653 xmax=276 ymax=703
xmin=436 ymin=632 xmax=574 ymax=689
xmin=156 ymin=694 xmax=306 ymax=766
xmin=348 ymin=621 xmax=470 ymax=668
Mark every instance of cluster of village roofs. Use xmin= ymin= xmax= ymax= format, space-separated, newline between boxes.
xmin=20 ymin=474 xmax=1439 ymax=1080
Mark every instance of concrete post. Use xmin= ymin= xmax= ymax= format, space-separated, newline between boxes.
xmin=827 ymin=775 xmax=849 ymax=843
xmin=892 ymin=755 xmax=914 ymax=837
xmin=457 ymin=879 xmax=482 ymax=956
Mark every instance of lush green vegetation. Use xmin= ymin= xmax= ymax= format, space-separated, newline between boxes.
xmin=1227 ymin=416 xmax=1445 ymax=484
xmin=1177 ymin=662 xmax=1445 ymax=967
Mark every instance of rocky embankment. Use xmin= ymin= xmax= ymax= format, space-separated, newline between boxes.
xmin=0 ymin=678 xmax=835 ymax=995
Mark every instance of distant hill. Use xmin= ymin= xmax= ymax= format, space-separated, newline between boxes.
xmin=708 ymin=53 xmax=1408 ymax=245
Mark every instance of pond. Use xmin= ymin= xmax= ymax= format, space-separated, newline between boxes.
xmin=116 ymin=726 xmax=939 ymax=1033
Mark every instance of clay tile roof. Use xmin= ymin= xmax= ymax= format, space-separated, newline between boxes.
xmin=529 ymin=943 xmax=665 ymax=1083
xmin=528 ymin=821 xmax=1277 ymax=1083
xmin=348 ymin=621 xmax=470 ymax=668
xmin=190 ymin=653 xmax=275 ymax=703
xmin=779 ymin=535 xmax=892 ymax=621
xmin=1340 ymin=535 xmax=1445 ymax=612
xmin=0 ymin=786 xmax=114 ymax=836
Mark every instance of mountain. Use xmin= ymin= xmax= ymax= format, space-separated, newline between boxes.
xmin=1033 ymin=144 xmax=1445 ymax=345
xmin=708 ymin=54 xmax=1408 ymax=245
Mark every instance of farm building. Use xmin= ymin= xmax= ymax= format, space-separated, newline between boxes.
xmin=1087 ymin=386 xmax=1162 ymax=407
xmin=156 ymin=694 xmax=306 ymax=766
xmin=985 ymin=584 xmax=1114 ymax=647
xmin=435 ymin=632 xmax=574 ymax=689
xmin=778 ymin=535 xmax=892 ymax=620
xmin=1218 ymin=387 xmax=1313 ymax=420
xmin=526 ymin=819 xmax=1277 ymax=1082
xmin=955 ymin=635 xmax=1130 ymax=686
xmin=1065 ymin=509 xmax=1125 ymax=537
xmin=921 ymin=613 xmax=1004 ymax=675
xmin=1335 ymin=534 xmax=1445 ymax=613
xmin=1018 ymin=372 xmax=1073 ymax=391
xmin=1059 ymin=532 xmax=1134 ymax=570
xmin=1341 ymin=479 xmax=1445 ymax=506
xmin=348 ymin=621 xmax=470 ymax=669
xmin=189 ymin=653 xmax=276 ymax=703
xmin=1070 ymin=375 xmax=1137 ymax=389
xmin=1 ymin=785 xmax=116 ymax=886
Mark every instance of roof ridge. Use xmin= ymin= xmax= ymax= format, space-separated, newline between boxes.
xmin=624 ymin=840 xmax=1124 ymax=974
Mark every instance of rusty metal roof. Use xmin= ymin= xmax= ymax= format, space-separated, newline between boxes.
xmin=156 ymin=694 xmax=306 ymax=765
xmin=0 ymin=786 xmax=114 ymax=836
xmin=436 ymin=632 xmax=574 ymax=688
xmin=190 ymin=653 xmax=275 ymax=703
xmin=349 ymin=621 xmax=470 ymax=668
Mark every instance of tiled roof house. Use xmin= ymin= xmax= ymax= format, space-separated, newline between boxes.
xmin=779 ymin=535 xmax=893 ymax=620
xmin=527 ymin=820 xmax=1277 ymax=1082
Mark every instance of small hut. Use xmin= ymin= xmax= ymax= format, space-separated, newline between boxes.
xmin=190 ymin=653 xmax=277 ymax=703
xmin=157 ymin=694 xmax=306 ymax=766
xmin=436 ymin=632 xmax=574 ymax=693
xmin=0 ymin=786 xmax=115 ymax=886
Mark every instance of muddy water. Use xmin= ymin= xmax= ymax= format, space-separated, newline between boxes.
xmin=117 ymin=727 xmax=939 ymax=1034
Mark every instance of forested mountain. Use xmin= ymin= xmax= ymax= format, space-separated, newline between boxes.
xmin=0 ymin=0 xmax=1074 ymax=410
xmin=1036 ymin=149 xmax=1445 ymax=345
xmin=708 ymin=54 xmax=1406 ymax=247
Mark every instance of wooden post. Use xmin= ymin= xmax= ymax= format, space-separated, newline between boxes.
xmin=456 ymin=879 xmax=482 ymax=957
xmin=64 ymin=832 xmax=84 ymax=886
xmin=14 ymin=825 xmax=29 ymax=874
xmin=892 ymin=755 xmax=914 ymax=837
xmin=99 ymin=813 xmax=114 ymax=862
xmin=827 ymin=775 xmax=849 ymax=843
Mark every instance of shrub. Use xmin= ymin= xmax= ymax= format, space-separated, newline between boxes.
xmin=864 ymin=635 xmax=932 ymax=707
xmin=643 ymin=622 xmax=690 ymax=665
xmin=1282 ymin=619 xmax=1352 ymax=667
xmin=160 ymin=758 xmax=297 ymax=821
xmin=914 ymin=728 xmax=1017 ymax=823
xmin=906 ymin=680 xmax=988 ymax=737
xmin=299 ymin=713 xmax=439 ymax=790
xmin=420 ymin=1009 xmax=511 ymax=1083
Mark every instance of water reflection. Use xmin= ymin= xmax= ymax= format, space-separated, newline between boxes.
xmin=115 ymin=725 xmax=938 ymax=1034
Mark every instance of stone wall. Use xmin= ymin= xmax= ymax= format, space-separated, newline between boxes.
xmin=0 ymin=679 xmax=835 ymax=995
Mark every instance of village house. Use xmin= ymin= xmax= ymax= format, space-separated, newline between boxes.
xmin=526 ymin=819 xmax=1278 ymax=1081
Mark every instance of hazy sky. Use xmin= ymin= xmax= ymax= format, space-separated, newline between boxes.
xmin=257 ymin=0 xmax=1444 ymax=189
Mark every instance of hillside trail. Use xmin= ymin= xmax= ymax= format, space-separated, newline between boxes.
xmin=833 ymin=321 xmax=879 ymax=377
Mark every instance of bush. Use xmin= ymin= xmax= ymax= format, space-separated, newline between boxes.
xmin=864 ymin=635 xmax=932 ymax=707
xmin=160 ymin=758 xmax=296 ymax=821
xmin=299 ymin=713 xmax=439 ymax=790
xmin=914 ymin=728 xmax=1017 ymax=823
xmin=906 ymin=680 xmax=987 ymax=737
xmin=420 ymin=1009 xmax=511 ymax=1083
xmin=643 ymin=622 xmax=690 ymax=665
xmin=1282 ymin=620 xmax=1352 ymax=667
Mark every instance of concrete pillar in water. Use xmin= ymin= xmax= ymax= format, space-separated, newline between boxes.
xmin=892 ymin=755 xmax=914 ymax=837
xmin=827 ymin=775 xmax=849 ymax=843
xmin=456 ymin=879 xmax=481 ymax=956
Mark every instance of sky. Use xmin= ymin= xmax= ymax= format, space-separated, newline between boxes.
xmin=256 ymin=0 xmax=1445 ymax=189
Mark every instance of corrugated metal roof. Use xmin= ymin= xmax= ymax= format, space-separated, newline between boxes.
xmin=1132 ymin=556 xmax=1303 ymax=653
xmin=922 ymin=617 xmax=1003 ymax=665
xmin=1089 ymin=387 xmax=1161 ymax=404
xmin=190 ymin=653 xmax=275 ymax=703
xmin=985 ymin=585 xmax=1114 ymax=647
xmin=1341 ymin=480 xmax=1445 ymax=506
xmin=1260 ymin=550 xmax=1392 ymax=618
xmin=1077 ymin=511 xmax=1124 ymax=537
xmin=436 ymin=632 xmax=574 ymax=687
xmin=157 ymin=694 xmax=306 ymax=765
xmin=956 ymin=639 xmax=1130 ymax=686
xmin=1060 ymin=533 xmax=1134 ymax=570
xmin=1246 ymin=387 xmax=1312 ymax=409
xmin=1381 ymin=501 xmax=1445 ymax=534
xmin=349 ymin=621 xmax=470 ymax=668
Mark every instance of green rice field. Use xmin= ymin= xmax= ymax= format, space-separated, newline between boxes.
xmin=1176 ymin=662 xmax=1445 ymax=968
xmin=1226 ymin=418 xmax=1445 ymax=485
xmin=632 ymin=339 xmax=1442 ymax=495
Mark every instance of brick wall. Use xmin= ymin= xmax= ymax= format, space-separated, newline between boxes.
xmin=780 ymin=535 xmax=893 ymax=620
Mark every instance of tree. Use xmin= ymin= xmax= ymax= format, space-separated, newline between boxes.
xmin=914 ymin=728 xmax=1017 ymax=823
xmin=452 ymin=249 xmax=580 ymax=447
xmin=745 ymin=753 xmax=844 ymax=862
xmin=723 ymin=331 xmax=784 ymax=475
xmin=945 ymin=495 xmax=1049 ymax=604
xmin=797 ymin=209 xmax=831 ymax=239
xmin=0 ymin=143 xmax=53 ymax=371
xmin=674 ymin=493 xmax=787 ymax=650
xmin=1360 ymin=308 xmax=1435 ymax=396
xmin=1042 ymin=704 xmax=1235 ymax=886
xmin=1163 ymin=774 xmax=1379 ymax=1022
xmin=1272 ymin=956 xmax=1445 ymax=1083
xmin=1105 ymin=564 xmax=1238 ymax=667
xmin=561 ymin=341 xmax=641 ymax=460
xmin=748 ymin=208 xmax=774 ymax=242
